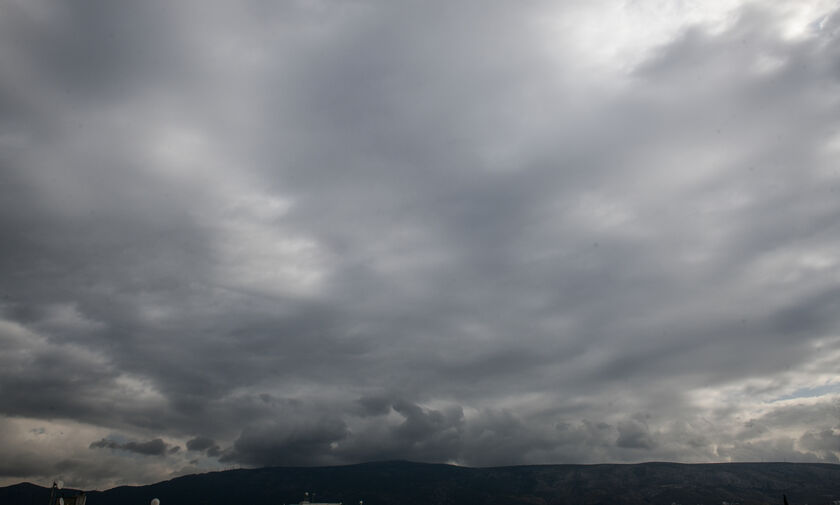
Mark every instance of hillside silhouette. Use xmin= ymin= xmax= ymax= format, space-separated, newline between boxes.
xmin=3 ymin=461 xmax=840 ymax=505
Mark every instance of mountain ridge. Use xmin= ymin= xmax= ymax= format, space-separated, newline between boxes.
xmin=3 ymin=461 xmax=839 ymax=505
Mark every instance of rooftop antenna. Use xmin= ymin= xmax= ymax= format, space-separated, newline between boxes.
xmin=48 ymin=481 xmax=63 ymax=505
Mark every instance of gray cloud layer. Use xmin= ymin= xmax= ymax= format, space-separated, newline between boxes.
xmin=1 ymin=0 xmax=839 ymax=489
xmin=90 ymin=438 xmax=177 ymax=457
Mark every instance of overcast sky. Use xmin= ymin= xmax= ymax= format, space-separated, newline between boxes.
xmin=1 ymin=0 xmax=840 ymax=490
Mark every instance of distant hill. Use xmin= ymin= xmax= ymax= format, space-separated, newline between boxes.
xmin=3 ymin=461 xmax=840 ymax=505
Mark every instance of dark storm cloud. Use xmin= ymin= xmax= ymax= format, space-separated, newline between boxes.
xmin=1 ymin=0 xmax=839 ymax=488
xmin=186 ymin=436 xmax=219 ymax=454
xmin=341 ymin=400 xmax=465 ymax=464
xmin=354 ymin=396 xmax=393 ymax=418
xmin=799 ymin=429 xmax=840 ymax=462
xmin=89 ymin=438 xmax=174 ymax=457
xmin=616 ymin=418 xmax=656 ymax=450
xmin=224 ymin=416 xmax=349 ymax=467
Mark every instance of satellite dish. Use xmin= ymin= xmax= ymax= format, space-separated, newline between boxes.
xmin=56 ymin=481 xmax=64 ymax=490
xmin=151 ymin=499 xmax=160 ymax=505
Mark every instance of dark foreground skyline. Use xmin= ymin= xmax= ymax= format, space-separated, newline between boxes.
xmin=4 ymin=461 xmax=840 ymax=504
xmin=1 ymin=0 xmax=840 ymax=490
